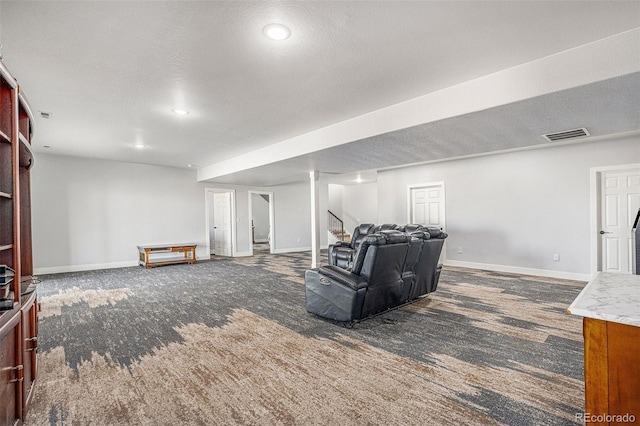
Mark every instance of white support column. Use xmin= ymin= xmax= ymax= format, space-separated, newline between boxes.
xmin=310 ymin=170 xmax=321 ymax=268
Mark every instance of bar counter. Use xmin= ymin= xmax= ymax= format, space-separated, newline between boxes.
xmin=568 ymin=272 xmax=639 ymax=425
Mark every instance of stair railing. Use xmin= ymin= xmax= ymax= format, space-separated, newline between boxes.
xmin=327 ymin=210 xmax=345 ymax=241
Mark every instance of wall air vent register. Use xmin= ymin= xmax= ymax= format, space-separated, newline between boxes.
xmin=542 ymin=128 xmax=590 ymax=142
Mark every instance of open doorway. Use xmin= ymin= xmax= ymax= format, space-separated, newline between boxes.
xmin=205 ymin=188 xmax=236 ymax=257
xmin=249 ymin=191 xmax=274 ymax=255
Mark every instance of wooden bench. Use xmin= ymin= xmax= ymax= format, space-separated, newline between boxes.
xmin=137 ymin=244 xmax=197 ymax=269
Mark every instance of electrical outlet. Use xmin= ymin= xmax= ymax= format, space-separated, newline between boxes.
xmin=553 ymin=254 xmax=560 ymax=261
xmin=457 ymin=247 xmax=463 ymax=254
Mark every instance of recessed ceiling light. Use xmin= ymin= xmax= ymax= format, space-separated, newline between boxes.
xmin=171 ymin=108 xmax=189 ymax=115
xmin=263 ymin=23 xmax=291 ymax=41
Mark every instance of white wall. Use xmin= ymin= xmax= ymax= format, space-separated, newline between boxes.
xmin=248 ymin=178 xmax=331 ymax=254
xmin=237 ymin=180 xmax=327 ymax=255
xmin=268 ymin=180 xmax=315 ymax=252
xmin=43 ymin=133 xmax=639 ymax=278
xmin=327 ymin=184 xmax=343 ymax=221
xmin=31 ymin=155 xmax=325 ymax=272
xmin=377 ymin=134 xmax=640 ymax=279
xmin=32 ymin=154 xmax=211 ymax=273
xmin=342 ymin=182 xmax=378 ymax=232
xmin=327 ymin=182 xmax=378 ymax=236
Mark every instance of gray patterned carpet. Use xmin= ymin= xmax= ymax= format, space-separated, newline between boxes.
xmin=25 ymin=252 xmax=586 ymax=425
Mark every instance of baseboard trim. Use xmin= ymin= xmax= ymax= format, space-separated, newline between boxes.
xmin=443 ymin=260 xmax=591 ymax=281
xmin=233 ymin=251 xmax=252 ymax=257
xmin=271 ymin=246 xmax=312 ymax=254
xmin=34 ymin=255 xmax=590 ymax=281
xmin=34 ymin=260 xmax=139 ymax=275
xmin=35 ymin=256 xmax=209 ymax=275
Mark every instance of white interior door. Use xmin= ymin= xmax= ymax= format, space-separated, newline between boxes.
xmin=410 ymin=184 xmax=445 ymax=229
xmin=213 ymin=192 xmax=232 ymax=257
xmin=410 ymin=183 xmax=446 ymax=263
xmin=208 ymin=192 xmax=215 ymax=254
xmin=601 ymin=169 xmax=640 ymax=273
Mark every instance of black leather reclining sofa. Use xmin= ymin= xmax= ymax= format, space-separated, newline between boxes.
xmin=306 ymin=224 xmax=447 ymax=322
xmin=327 ymin=223 xmax=375 ymax=268
xmin=327 ymin=223 xmax=411 ymax=269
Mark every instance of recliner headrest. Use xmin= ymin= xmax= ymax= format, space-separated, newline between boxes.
xmin=360 ymin=233 xmax=386 ymax=246
xmin=379 ymin=229 xmax=411 ymax=244
xmin=356 ymin=223 xmax=375 ymax=234
xmin=359 ymin=231 xmax=410 ymax=247
xmin=424 ymin=227 xmax=448 ymax=239
xmin=350 ymin=231 xmax=411 ymax=274
xmin=400 ymin=224 xmax=423 ymax=234
xmin=409 ymin=230 xmax=431 ymax=240
xmin=351 ymin=223 xmax=376 ymax=248
xmin=373 ymin=223 xmax=398 ymax=232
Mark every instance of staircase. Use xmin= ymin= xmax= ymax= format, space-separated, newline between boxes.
xmin=327 ymin=211 xmax=351 ymax=243
xmin=342 ymin=232 xmax=351 ymax=243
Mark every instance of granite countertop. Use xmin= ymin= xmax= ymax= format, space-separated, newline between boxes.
xmin=568 ymin=272 xmax=640 ymax=327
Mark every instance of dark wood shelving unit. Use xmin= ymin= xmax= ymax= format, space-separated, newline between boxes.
xmin=0 ymin=60 xmax=38 ymax=425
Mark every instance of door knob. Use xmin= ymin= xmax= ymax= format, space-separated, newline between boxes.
xmin=599 ymin=230 xmax=612 ymax=234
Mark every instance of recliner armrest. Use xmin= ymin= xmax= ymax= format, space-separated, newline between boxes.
xmin=330 ymin=241 xmax=350 ymax=247
xmin=319 ymin=265 xmax=369 ymax=290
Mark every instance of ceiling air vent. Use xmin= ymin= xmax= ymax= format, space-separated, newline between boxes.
xmin=542 ymin=128 xmax=589 ymax=142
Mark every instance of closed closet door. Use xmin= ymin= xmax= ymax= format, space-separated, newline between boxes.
xmin=601 ymin=168 xmax=640 ymax=273
xmin=410 ymin=184 xmax=445 ymax=229
xmin=213 ymin=192 xmax=232 ymax=257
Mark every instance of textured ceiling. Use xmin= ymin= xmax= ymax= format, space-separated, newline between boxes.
xmin=207 ymin=72 xmax=640 ymax=186
xmin=0 ymin=1 xmax=639 ymax=186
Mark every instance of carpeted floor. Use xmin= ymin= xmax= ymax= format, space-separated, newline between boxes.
xmin=25 ymin=252 xmax=586 ymax=425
